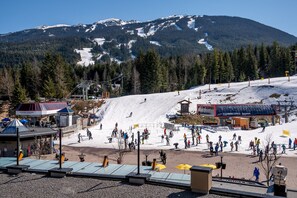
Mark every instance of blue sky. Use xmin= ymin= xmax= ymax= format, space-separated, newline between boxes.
xmin=1 ymin=0 xmax=297 ymax=36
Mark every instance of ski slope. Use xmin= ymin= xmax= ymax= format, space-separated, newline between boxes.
xmin=61 ymin=76 xmax=297 ymax=157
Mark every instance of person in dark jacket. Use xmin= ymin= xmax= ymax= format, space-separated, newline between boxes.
xmin=253 ymin=167 xmax=260 ymax=182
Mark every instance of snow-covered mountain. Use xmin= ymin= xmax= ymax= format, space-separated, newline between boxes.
xmin=1 ymin=15 xmax=297 ymax=67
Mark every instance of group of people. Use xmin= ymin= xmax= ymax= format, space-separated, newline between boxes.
xmin=161 ymin=128 xmax=172 ymax=146
xmin=78 ymin=129 xmax=93 ymax=143
xmin=288 ymin=137 xmax=297 ymax=150
xmin=182 ymin=125 xmax=203 ymax=149
xmin=249 ymin=136 xmax=297 ymax=162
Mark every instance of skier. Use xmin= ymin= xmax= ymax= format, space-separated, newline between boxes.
xmin=223 ymin=140 xmax=228 ymax=147
xmin=78 ymin=133 xmax=81 ymax=143
xmin=281 ymin=144 xmax=286 ymax=154
xmin=210 ymin=144 xmax=214 ymax=156
xmin=262 ymin=125 xmax=266 ymax=132
xmin=218 ymin=135 xmax=222 ymax=143
xmin=249 ymin=140 xmax=254 ymax=150
xmin=100 ymin=123 xmax=102 ymax=130
xmin=234 ymin=141 xmax=239 ymax=151
xmin=259 ymin=150 xmax=263 ymax=162
xmin=166 ymin=135 xmax=170 ymax=146
xmin=88 ymin=129 xmax=93 ymax=140
xmin=215 ymin=143 xmax=219 ymax=156
xmin=195 ymin=135 xmax=198 ymax=146
xmin=220 ymin=141 xmax=223 ymax=152
xmin=238 ymin=136 xmax=242 ymax=144
xmin=230 ymin=141 xmax=234 ymax=151
xmin=131 ymin=133 xmax=134 ymax=142
xmin=232 ymin=133 xmax=237 ymax=140
xmin=184 ymin=136 xmax=187 ymax=149
xmin=294 ymin=138 xmax=297 ymax=150
xmin=192 ymin=133 xmax=195 ymax=145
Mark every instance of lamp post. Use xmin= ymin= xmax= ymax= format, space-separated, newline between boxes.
xmin=220 ymin=156 xmax=223 ymax=179
xmin=6 ymin=126 xmax=29 ymax=174
xmin=137 ymin=131 xmax=140 ymax=175
xmin=16 ymin=128 xmax=19 ymax=166
xmin=216 ymin=155 xmax=226 ymax=180
xmin=59 ymin=129 xmax=62 ymax=169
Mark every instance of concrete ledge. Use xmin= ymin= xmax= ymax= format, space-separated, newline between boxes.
xmin=48 ymin=168 xmax=73 ymax=178
xmin=6 ymin=165 xmax=30 ymax=174
xmin=126 ymin=172 xmax=151 ymax=185
xmin=210 ymin=187 xmax=269 ymax=198
xmin=148 ymin=179 xmax=190 ymax=190
xmin=70 ymin=172 xmax=126 ymax=180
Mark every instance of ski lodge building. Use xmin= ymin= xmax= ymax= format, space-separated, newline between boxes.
xmin=197 ymin=104 xmax=277 ymax=129
xmin=16 ymin=102 xmax=68 ymax=126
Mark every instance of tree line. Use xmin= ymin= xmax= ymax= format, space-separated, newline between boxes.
xmin=0 ymin=42 xmax=296 ymax=111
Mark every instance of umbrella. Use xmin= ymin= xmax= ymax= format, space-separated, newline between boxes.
xmin=176 ymin=163 xmax=192 ymax=174
xmin=2 ymin=118 xmax=10 ymax=122
xmin=155 ymin=163 xmax=166 ymax=171
xmin=20 ymin=119 xmax=28 ymax=124
xmin=199 ymin=164 xmax=217 ymax=169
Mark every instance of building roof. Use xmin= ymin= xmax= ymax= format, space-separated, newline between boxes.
xmin=0 ymin=126 xmax=57 ymax=139
xmin=178 ymin=99 xmax=192 ymax=104
xmin=16 ymin=102 xmax=68 ymax=117
xmin=215 ymin=104 xmax=276 ymax=117
xmin=1 ymin=119 xmax=29 ymax=134
xmin=197 ymin=104 xmax=276 ymax=117
xmin=58 ymin=106 xmax=74 ymax=114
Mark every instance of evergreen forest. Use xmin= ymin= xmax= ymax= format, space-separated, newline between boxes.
xmin=1 ymin=42 xmax=296 ymax=111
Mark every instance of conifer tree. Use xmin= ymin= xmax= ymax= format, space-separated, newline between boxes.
xmin=246 ymin=45 xmax=259 ymax=80
xmin=11 ymin=77 xmax=27 ymax=110
xmin=43 ymin=78 xmax=56 ymax=99
xmin=259 ymin=43 xmax=269 ymax=76
xmin=212 ymin=49 xmax=220 ymax=83
xmin=224 ymin=52 xmax=234 ymax=83
xmin=20 ymin=63 xmax=40 ymax=100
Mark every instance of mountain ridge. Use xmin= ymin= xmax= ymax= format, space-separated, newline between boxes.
xmin=0 ymin=15 xmax=296 ymax=67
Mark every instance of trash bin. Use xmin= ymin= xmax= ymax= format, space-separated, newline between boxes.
xmin=274 ymin=184 xmax=286 ymax=197
xmin=216 ymin=162 xmax=221 ymax=169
